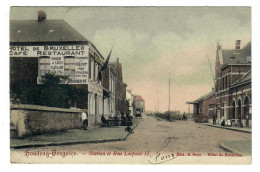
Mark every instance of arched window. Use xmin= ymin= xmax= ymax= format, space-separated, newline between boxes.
xmin=232 ymin=100 xmax=236 ymax=119
xmin=244 ymin=96 xmax=250 ymax=119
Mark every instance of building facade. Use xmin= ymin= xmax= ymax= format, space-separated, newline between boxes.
xmin=102 ymin=65 xmax=117 ymax=118
xmin=126 ymin=90 xmax=136 ymax=117
xmin=187 ymin=40 xmax=251 ymax=127
xmin=10 ymin=12 xmax=105 ymax=127
xmin=109 ymin=58 xmax=127 ymax=116
xmin=215 ymin=41 xmax=251 ymax=127
xmin=187 ymin=91 xmax=215 ymax=123
xmin=135 ymin=95 xmax=145 ymax=114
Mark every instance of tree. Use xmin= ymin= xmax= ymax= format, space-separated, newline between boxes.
xmin=37 ymin=73 xmax=77 ymax=108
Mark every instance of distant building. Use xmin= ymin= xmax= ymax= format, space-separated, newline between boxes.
xmin=109 ymin=58 xmax=127 ymax=116
xmin=102 ymin=64 xmax=117 ymax=117
xmin=135 ymin=95 xmax=145 ymax=114
xmin=126 ymin=90 xmax=136 ymax=117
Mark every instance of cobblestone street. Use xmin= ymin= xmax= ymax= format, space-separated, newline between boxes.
xmin=11 ymin=114 xmax=251 ymax=164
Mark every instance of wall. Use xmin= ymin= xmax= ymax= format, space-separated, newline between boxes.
xmin=202 ymin=93 xmax=216 ymax=122
xmin=10 ymin=104 xmax=83 ymax=138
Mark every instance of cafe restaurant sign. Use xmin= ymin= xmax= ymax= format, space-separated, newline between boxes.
xmin=10 ymin=45 xmax=89 ymax=84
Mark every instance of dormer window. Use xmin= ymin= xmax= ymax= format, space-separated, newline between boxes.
xmin=49 ymin=29 xmax=54 ymax=33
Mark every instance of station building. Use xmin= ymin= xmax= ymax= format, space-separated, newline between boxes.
xmin=215 ymin=41 xmax=251 ymax=127
xmin=187 ymin=40 xmax=251 ymax=127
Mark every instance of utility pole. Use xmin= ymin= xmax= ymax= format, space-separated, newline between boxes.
xmin=207 ymin=54 xmax=215 ymax=86
xmin=168 ymin=78 xmax=171 ymax=112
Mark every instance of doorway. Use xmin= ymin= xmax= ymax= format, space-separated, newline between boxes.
xmin=244 ymin=96 xmax=250 ymax=127
xmin=238 ymin=99 xmax=242 ymax=127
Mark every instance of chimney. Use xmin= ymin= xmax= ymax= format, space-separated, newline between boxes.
xmin=235 ymin=40 xmax=241 ymax=50
xmin=217 ymin=43 xmax=221 ymax=50
xmin=116 ymin=58 xmax=119 ymax=64
xmin=38 ymin=10 xmax=46 ymax=22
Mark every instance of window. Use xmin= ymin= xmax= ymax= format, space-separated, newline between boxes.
xmin=39 ymin=56 xmax=50 ymax=76
xmin=89 ymin=55 xmax=92 ymax=79
xmin=64 ymin=56 xmax=75 ymax=77
xmin=91 ymin=59 xmax=94 ymax=80
xmin=95 ymin=63 xmax=98 ymax=82
xmin=222 ymin=77 xmax=224 ymax=90
xmin=225 ymin=75 xmax=228 ymax=89
xmin=199 ymin=106 xmax=203 ymax=114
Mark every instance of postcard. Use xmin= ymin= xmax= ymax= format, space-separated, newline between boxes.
xmin=9 ymin=6 xmax=251 ymax=164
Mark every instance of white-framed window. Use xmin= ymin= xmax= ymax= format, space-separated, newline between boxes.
xmin=91 ymin=59 xmax=94 ymax=81
xmin=64 ymin=56 xmax=75 ymax=77
xmin=95 ymin=63 xmax=98 ymax=82
xmin=39 ymin=56 xmax=50 ymax=76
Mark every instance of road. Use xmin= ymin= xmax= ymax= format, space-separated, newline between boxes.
xmin=11 ymin=114 xmax=251 ymax=164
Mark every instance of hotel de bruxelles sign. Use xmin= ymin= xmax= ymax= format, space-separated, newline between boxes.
xmin=10 ymin=45 xmax=89 ymax=84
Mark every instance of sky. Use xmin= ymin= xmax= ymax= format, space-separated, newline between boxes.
xmin=10 ymin=6 xmax=251 ymax=113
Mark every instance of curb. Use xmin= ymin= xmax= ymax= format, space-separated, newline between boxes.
xmin=201 ymin=123 xmax=251 ymax=134
xmin=219 ymin=143 xmax=243 ymax=155
xmin=11 ymin=119 xmax=140 ymax=149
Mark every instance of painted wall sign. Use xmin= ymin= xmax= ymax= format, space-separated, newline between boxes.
xmin=50 ymin=56 xmax=64 ymax=75
xmin=10 ymin=45 xmax=89 ymax=84
xmin=10 ymin=45 xmax=87 ymax=57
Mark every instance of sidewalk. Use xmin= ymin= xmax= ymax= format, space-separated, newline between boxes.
xmin=10 ymin=119 xmax=139 ymax=149
xmin=201 ymin=123 xmax=252 ymax=133
xmin=220 ymin=140 xmax=252 ymax=155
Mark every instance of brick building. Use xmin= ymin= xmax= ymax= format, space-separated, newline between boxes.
xmin=109 ymin=58 xmax=127 ymax=116
xmin=102 ymin=64 xmax=117 ymax=117
xmin=187 ymin=40 xmax=251 ymax=126
xmin=214 ymin=41 xmax=251 ymax=127
xmin=135 ymin=95 xmax=145 ymax=114
xmin=187 ymin=90 xmax=215 ymax=123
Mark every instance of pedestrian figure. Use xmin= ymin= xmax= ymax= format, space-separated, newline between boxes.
xmin=82 ymin=109 xmax=88 ymax=130
xmin=221 ymin=117 xmax=225 ymax=126
xmin=227 ymin=116 xmax=232 ymax=127
xmin=182 ymin=113 xmax=187 ymax=121
xmin=125 ymin=126 xmax=134 ymax=133
xmin=101 ymin=115 xmax=109 ymax=127
xmin=213 ymin=114 xmax=216 ymax=125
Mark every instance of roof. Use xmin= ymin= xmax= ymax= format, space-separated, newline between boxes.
xmin=187 ymin=91 xmax=215 ymax=104
xmin=221 ymin=42 xmax=251 ymax=64
xmin=136 ymin=96 xmax=144 ymax=101
xmin=232 ymin=70 xmax=251 ymax=87
xmin=10 ymin=20 xmax=88 ymax=43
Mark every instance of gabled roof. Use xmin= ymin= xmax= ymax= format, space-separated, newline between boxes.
xmin=221 ymin=42 xmax=251 ymax=64
xmin=232 ymin=70 xmax=251 ymax=87
xmin=10 ymin=20 xmax=88 ymax=43
xmin=136 ymin=95 xmax=144 ymax=101
xmin=187 ymin=91 xmax=215 ymax=104
xmin=222 ymin=49 xmax=241 ymax=64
